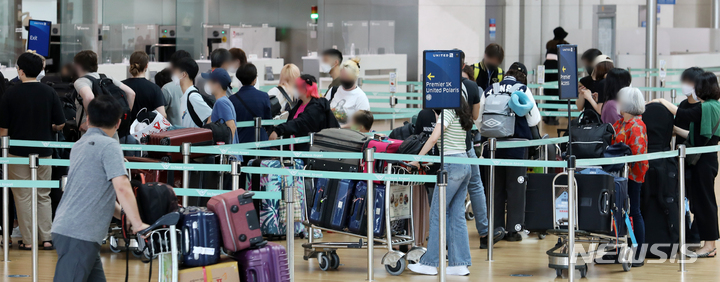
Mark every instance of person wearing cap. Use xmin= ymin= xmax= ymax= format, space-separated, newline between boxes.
xmin=206 ymin=68 xmax=238 ymax=146
xmin=268 ymin=74 xmax=340 ymax=151
xmin=479 ymin=62 xmax=540 ymax=242
xmin=542 ymin=27 xmax=569 ymax=125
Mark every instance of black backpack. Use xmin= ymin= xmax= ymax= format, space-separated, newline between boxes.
xmin=397 ymin=132 xmax=429 ymax=155
xmin=389 ymin=121 xmax=415 ymax=140
xmin=76 ymin=74 xmax=132 ymax=134
xmin=204 ymin=118 xmax=233 ymax=145
xmin=186 ymin=90 xmax=215 ymax=127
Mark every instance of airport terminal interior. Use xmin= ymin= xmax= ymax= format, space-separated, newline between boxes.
xmin=2 ymin=0 xmax=720 ymax=281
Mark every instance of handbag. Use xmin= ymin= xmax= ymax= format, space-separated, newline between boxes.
xmin=203 ymin=118 xmax=233 ymax=145
xmin=570 ymin=110 xmax=614 ymax=159
xmin=603 ymin=142 xmax=632 ymax=172
xmin=684 ymin=121 xmax=720 ymax=166
xmin=130 ymin=109 xmax=172 ymax=142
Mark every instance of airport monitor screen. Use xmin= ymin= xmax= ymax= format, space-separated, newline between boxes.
xmin=27 ymin=19 xmax=52 ymax=57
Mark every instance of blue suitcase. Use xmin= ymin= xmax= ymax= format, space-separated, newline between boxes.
xmin=179 ymin=207 xmax=221 ymax=267
xmin=329 ymin=179 xmax=357 ymax=230
xmin=309 ymin=178 xmax=331 ymax=226
xmin=347 ymin=182 xmax=386 ymax=236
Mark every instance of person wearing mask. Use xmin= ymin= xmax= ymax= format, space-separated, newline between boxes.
xmin=406 ymin=97 xmax=475 ymax=276
xmin=122 ymin=51 xmax=167 ymax=120
xmin=583 ymin=68 xmax=630 ymax=125
xmin=328 ymin=58 xmax=370 ymax=127
xmin=230 ymin=63 xmax=272 ymax=143
xmin=479 ymin=62 xmax=541 ymax=242
xmin=542 ymin=28 xmax=569 ymax=125
xmin=197 ymin=48 xmax=233 ymax=98
xmin=675 ymin=67 xmax=705 ymax=145
xmin=473 ymin=43 xmax=504 ymax=90
xmin=578 ymin=49 xmax=603 ymax=97
xmin=204 ymin=68 xmax=238 ymax=146
xmin=267 ymin=64 xmax=301 ymax=114
xmin=577 ymin=55 xmax=614 ymax=116
xmin=349 ymin=110 xmax=374 ymax=133
xmin=269 ymin=75 xmax=340 ymax=151
xmin=162 ymin=50 xmax=192 ymax=125
xmin=72 ymin=50 xmax=136 ymax=138
xmin=613 ymin=87 xmax=649 ymax=266
xmin=320 ymin=48 xmax=343 ymax=97
xmin=229 ymin=48 xmax=247 ymax=89
xmin=176 ymin=57 xmax=211 ymax=128
xmin=653 ymin=72 xmax=720 ymax=258
xmin=0 ymin=52 xmax=66 ymax=250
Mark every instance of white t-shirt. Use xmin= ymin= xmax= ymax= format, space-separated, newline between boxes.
xmin=180 ymin=86 xmax=213 ymax=128
xmin=267 ymin=85 xmax=295 ymax=113
xmin=327 ymin=86 xmax=371 ymax=126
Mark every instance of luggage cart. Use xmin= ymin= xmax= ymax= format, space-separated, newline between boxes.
xmin=302 ymin=163 xmax=427 ymax=276
xmin=546 ymin=171 xmax=633 ymax=278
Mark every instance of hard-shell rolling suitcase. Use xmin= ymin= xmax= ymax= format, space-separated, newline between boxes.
xmin=329 ymin=179 xmax=357 ymax=230
xmin=179 ymin=207 xmax=221 ymax=267
xmin=146 ymin=127 xmax=214 ymax=162
xmin=524 ymin=173 xmax=556 ymax=232
xmin=246 ymin=159 xmax=306 ymax=238
xmin=206 ymin=189 xmax=265 ymax=252
xmin=573 ymin=172 xmax=616 ymax=234
xmin=234 ymin=242 xmax=290 ymax=282
xmin=347 ymin=182 xmax=386 ymax=237
xmin=362 ymin=138 xmax=402 ymax=183
xmin=126 ymin=156 xmax=170 ymax=184
xmin=347 ymin=181 xmax=368 ymax=233
xmin=309 ymin=128 xmax=368 ymax=167
xmin=308 ymin=178 xmax=334 ymax=228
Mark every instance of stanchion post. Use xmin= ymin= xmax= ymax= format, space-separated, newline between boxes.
xmin=61 ymin=175 xmax=68 ymax=192
xmin=307 ymin=133 xmax=315 ymax=245
xmin=678 ymin=144 xmax=687 ymax=272
xmin=645 ymin=73 xmax=651 ymax=102
xmin=254 ymin=117 xmax=262 ymax=143
xmin=437 ymin=170 xmax=448 ymax=282
xmin=30 ymin=154 xmax=39 ymax=282
xmin=169 ymin=225 xmax=179 ymax=282
xmin=364 ymin=148 xmax=375 ymax=281
xmin=487 ymin=138 xmax=497 ymax=262
xmin=671 ymin=89 xmax=677 ymax=104
xmin=181 ymin=143 xmax=191 ymax=207
xmin=286 ymin=172 xmax=296 ymax=282
xmin=389 ymin=95 xmax=396 ymax=129
xmin=231 ymin=160 xmax=240 ymax=191
xmin=2 ymin=136 xmax=9 ymax=262
xmin=567 ymin=155 xmax=577 ymax=282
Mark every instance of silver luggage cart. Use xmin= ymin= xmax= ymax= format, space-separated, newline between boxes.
xmin=302 ymin=163 xmax=427 ymax=276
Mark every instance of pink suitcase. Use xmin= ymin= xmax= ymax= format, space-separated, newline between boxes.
xmin=234 ymin=242 xmax=290 ymax=282
xmin=206 ymin=189 xmax=264 ymax=252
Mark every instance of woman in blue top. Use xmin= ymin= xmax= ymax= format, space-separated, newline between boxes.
xmin=408 ymin=96 xmax=475 ymax=276
xmin=204 ymin=68 xmax=238 ymax=147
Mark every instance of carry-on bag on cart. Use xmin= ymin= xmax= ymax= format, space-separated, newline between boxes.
xmin=524 ymin=173 xmax=557 ymax=232
xmin=246 ymin=159 xmax=307 ymax=238
xmin=577 ymin=168 xmax=628 ymax=236
xmin=550 ymin=172 xmax=616 ymax=234
xmin=309 ymin=128 xmax=368 ymax=166
xmin=126 ymin=156 xmax=170 ymax=184
xmin=347 ymin=182 xmax=386 ymax=236
xmin=329 ymin=179 xmax=357 ymax=230
xmin=206 ymin=189 xmax=265 ymax=252
xmin=234 ymin=242 xmax=291 ymax=282
xmin=179 ymin=207 xmax=221 ymax=267
xmin=308 ymin=178 xmax=335 ymax=228
xmin=362 ymin=137 xmax=403 ymax=182
xmin=146 ymin=127 xmax=214 ymax=162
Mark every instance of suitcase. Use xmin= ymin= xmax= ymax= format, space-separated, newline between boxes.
xmin=126 ymin=156 xmax=170 ymax=184
xmin=329 ymin=179 xmax=357 ymax=230
xmin=246 ymin=159 xmax=306 ymax=238
xmin=347 ymin=181 xmax=386 ymax=237
xmin=308 ymin=178 xmax=332 ymax=227
xmin=146 ymin=127 xmax=214 ymax=162
xmin=234 ymin=242 xmax=290 ymax=282
xmin=362 ymin=138 xmax=403 ymax=182
xmin=577 ymin=168 xmax=628 ymax=236
xmin=206 ymin=189 xmax=265 ymax=252
xmin=524 ymin=173 xmax=556 ymax=232
xmin=179 ymin=207 xmax=221 ymax=267
xmin=309 ymin=128 xmax=368 ymax=166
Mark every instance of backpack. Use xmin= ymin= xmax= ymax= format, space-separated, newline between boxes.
xmin=389 ymin=121 xmax=415 ymax=140
xmin=480 ymin=82 xmax=524 ymax=138
xmin=203 ymin=118 xmax=233 ymax=145
xmin=77 ymin=74 xmax=132 ymax=134
xmin=186 ymin=90 xmax=214 ymax=127
xmin=60 ymin=94 xmax=81 ymax=142
xmin=326 ymin=85 xmax=340 ymax=102
xmin=397 ymin=133 xmax=429 ymax=155
xmin=270 ymin=87 xmax=295 ymax=117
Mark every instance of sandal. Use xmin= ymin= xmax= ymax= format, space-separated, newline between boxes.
xmin=41 ymin=240 xmax=55 ymax=250
xmin=18 ymin=240 xmax=31 ymax=250
xmin=693 ymin=248 xmax=716 ymax=258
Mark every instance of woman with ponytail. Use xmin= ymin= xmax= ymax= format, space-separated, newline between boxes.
xmin=407 ymin=96 xmax=475 ymax=276
xmin=269 ymin=74 xmax=340 ymax=151
xmin=122 ymin=51 xmax=167 ymax=120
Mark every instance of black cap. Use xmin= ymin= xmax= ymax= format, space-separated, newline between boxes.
xmin=509 ymin=62 xmax=527 ymax=76
xmin=553 ymin=27 xmax=568 ymax=41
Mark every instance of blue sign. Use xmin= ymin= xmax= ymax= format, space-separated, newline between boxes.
xmin=27 ymin=19 xmax=51 ymax=57
xmin=423 ymin=50 xmax=462 ymax=109
xmin=558 ymin=44 xmax=578 ymax=99
xmin=657 ymin=0 xmax=675 ymax=4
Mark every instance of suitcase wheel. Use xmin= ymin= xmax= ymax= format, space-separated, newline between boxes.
xmin=231 ymin=205 xmax=239 ymax=213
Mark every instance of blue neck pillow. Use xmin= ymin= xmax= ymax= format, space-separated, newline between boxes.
xmin=509 ymin=90 xmax=533 ymax=116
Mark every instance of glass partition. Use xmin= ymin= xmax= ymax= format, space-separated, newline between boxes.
xmin=369 ymin=20 xmax=395 ymax=55
xmin=176 ymin=0 xmax=204 ymax=59
xmin=342 ymin=20 xmax=369 ymax=56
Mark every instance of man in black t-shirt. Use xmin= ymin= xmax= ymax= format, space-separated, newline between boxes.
xmin=0 ymin=52 xmax=66 ymax=250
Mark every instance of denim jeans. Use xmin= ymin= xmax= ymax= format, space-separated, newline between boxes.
xmin=628 ymin=180 xmax=645 ymax=259
xmin=419 ymin=153 xmax=473 ymax=267
xmin=466 ymin=147 xmax=489 ymax=236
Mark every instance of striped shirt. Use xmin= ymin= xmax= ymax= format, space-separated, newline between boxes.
xmin=437 ymin=109 xmax=468 ymax=155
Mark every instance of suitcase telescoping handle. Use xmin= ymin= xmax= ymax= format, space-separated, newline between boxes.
xmin=600 ymin=191 xmax=610 ymax=214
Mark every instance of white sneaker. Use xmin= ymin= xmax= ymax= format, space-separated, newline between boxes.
xmin=11 ymin=226 xmax=21 ymax=238
xmin=447 ymin=265 xmax=470 ymax=276
xmin=407 ymin=263 xmax=438 ymax=275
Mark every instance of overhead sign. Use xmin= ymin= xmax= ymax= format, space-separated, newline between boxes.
xmin=558 ymin=44 xmax=578 ymax=99
xmin=27 ymin=19 xmax=52 ymax=57
xmin=423 ymin=50 xmax=462 ymax=109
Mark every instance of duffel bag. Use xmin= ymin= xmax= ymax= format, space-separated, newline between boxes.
xmin=570 ymin=110 xmax=614 ymax=159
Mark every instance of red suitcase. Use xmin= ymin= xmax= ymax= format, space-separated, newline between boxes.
xmin=234 ymin=242 xmax=290 ymax=282
xmin=206 ymin=189 xmax=264 ymax=252
xmin=126 ymin=156 xmax=170 ymax=184
xmin=146 ymin=128 xmax=214 ymax=162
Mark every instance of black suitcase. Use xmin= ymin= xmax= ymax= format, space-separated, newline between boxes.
xmin=310 ymin=128 xmax=368 ymax=166
xmin=524 ymin=173 xmax=556 ymax=232
xmin=306 ymin=159 xmax=359 ymax=228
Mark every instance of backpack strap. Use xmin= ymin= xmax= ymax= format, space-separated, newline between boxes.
xmin=277 ymin=86 xmax=295 ymax=110
xmin=508 ymin=83 xmax=525 ymax=94
xmin=329 ymin=86 xmax=339 ymax=102
xmin=233 ymin=93 xmax=261 ymax=118
xmin=187 ymin=90 xmax=206 ymax=127
xmin=491 ymin=82 xmax=501 ymax=95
